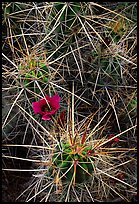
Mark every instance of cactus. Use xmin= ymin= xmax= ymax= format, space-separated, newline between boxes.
xmin=48 ymin=142 xmax=95 ymax=185
xmin=46 ymin=2 xmax=87 ymax=56
xmin=127 ymin=98 xmax=137 ymax=117
xmin=18 ymin=59 xmax=49 ymax=94
xmin=51 ymin=2 xmax=83 ymax=34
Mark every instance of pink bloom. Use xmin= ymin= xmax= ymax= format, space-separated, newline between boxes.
xmin=32 ymin=94 xmax=60 ymax=120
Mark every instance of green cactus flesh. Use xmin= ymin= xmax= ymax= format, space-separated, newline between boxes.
xmin=18 ymin=60 xmax=48 ymax=92
xmin=48 ymin=143 xmax=94 ymax=184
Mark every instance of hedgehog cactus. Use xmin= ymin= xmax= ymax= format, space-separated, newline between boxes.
xmin=18 ymin=60 xmax=48 ymax=93
xmin=24 ymin=61 xmax=48 ymax=84
xmin=49 ymin=142 xmax=95 ymax=185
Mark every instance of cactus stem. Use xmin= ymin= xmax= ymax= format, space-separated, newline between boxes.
xmin=58 ymin=163 xmax=74 ymax=181
xmin=78 ymin=163 xmax=92 ymax=177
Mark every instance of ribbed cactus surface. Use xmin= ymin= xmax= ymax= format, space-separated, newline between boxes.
xmin=48 ymin=142 xmax=95 ymax=184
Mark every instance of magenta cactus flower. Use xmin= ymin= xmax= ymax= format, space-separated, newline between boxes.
xmin=32 ymin=94 xmax=61 ymax=120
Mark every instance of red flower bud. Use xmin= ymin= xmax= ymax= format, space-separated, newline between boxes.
xmin=57 ymin=110 xmax=66 ymax=127
xmin=117 ymin=173 xmax=125 ymax=180
xmin=108 ymin=134 xmax=119 ymax=146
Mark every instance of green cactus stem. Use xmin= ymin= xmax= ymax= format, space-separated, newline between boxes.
xmin=48 ymin=142 xmax=95 ymax=184
xmin=17 ymin=60 xmax=49 ymax=93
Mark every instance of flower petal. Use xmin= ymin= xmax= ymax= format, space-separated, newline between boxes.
xmin=49 ymin=94 xmax=61 ymax=109
xmin=42 ymin=114 xmax=52 ymax=120
xmin=52 ymin=94 xmax=61 ymax=103
xmin=39 ymin=98 xmax=49 ymax=106
xmin=32 ymin=101 xmax=42 ymax=114
xmin=45 ymin=95 xmax=51 ymax=102
xmin=42 ymin=109 xmax=57 ymax=120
